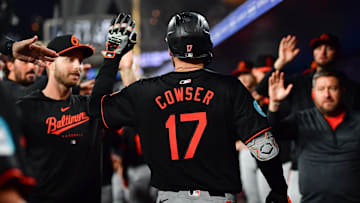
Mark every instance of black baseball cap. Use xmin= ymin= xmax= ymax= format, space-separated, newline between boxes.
xmin=232 ymin=60 xmax=253 ymax=76
xmin=309 ymin=33 xmax=340 ymax=51
xmin=47 ymin=35 xmax=95 ymax=59
xmin=253 ymin=55 xmax=274 ymax=73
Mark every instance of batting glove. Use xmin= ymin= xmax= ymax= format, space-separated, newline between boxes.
xmin=266 ymin=190 xmax=292 ymax=203
xmin=104 ymin=13 xmax=137 ymax=59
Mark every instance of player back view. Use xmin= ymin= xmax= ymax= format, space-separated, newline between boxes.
xmin=90 ymin=12 xmax=291 ymax=203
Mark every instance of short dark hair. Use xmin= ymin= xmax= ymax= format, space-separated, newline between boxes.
xmin=3 ymin=57 xmax=15 ymax=78
xmin=312 ymin=70 xmax=343 ymax=88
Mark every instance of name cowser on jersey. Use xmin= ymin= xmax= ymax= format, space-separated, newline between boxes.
xmin=155 ymin=86 xmax=215 ymax=110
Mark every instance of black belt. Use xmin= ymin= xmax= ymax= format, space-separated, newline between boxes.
xmin=189 ymin=190 xmax=225 ymax=197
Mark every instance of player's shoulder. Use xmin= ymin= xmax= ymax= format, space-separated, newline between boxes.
xmin=16 ymin=90 xmax=45 ymax=110
xmin=202 ymin=68 xmax=240 ymax=83
xmin=131 ymin=76 xmax=161 ymax=86
xmin=17 ymin=90 xmax=43 ymax=103
xmin=123 ymin=68 xmax=240 ymax=90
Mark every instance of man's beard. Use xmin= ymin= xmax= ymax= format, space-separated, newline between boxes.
xmin=15 ymin=70 xmax=36 ymax=86
xmin=54 ymin=66 xmax=79 ymax=88
xmin=318 ymin=102 xmax=343 ymax=116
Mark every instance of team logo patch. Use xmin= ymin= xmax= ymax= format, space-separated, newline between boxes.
xmin=0 ymin=117 xmax=15 ymax=156
xmin=253 ymin=100 xmax=266 ymax=117
xmin=188 ymin=190 xmax=200 ymax=197
xmin=186 ymin=44 xmax=193 ymax=52
xmin=179 ymin=79 xmax=192 ymax=85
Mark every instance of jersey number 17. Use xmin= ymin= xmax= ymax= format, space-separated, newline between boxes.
xmin=165 ymin=112 xmax=207 ymax=160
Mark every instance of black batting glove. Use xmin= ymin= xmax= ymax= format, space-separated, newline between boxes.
xmin=104 ymin=13 xmax=137 ymax=59
xmin=266 ymin=190 xmax=292 ymax=203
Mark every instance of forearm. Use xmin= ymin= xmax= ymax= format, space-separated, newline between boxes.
xmin=274 ymin=58 xmax=287 ymax=71
xmin=267 ymin=110 xmax=282 ymax=129
xmin=268 ymin=99 xmax=281 ymax=112
xmin=119 ymin=68 xmax=136 ymax=87
xmin=257 ymin=156 xmax=287 ymax=195
xmin=89 ymin=56 xmax=121 ymax=118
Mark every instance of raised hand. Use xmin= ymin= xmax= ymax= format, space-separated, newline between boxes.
xmin=274 ymin=35 xmax=300 ymax=70
xmin=105 ymin=13 xmax=137 ymax=59
xmin=269 ymin=70 xmax=293 ymax=103
xmin=12 ymin=35 xmax=58 ymax=65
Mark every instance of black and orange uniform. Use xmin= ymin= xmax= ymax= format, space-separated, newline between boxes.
xmin=17 ymin=90 xmax=101 ymax=203
xmin=114 ymin=127 xmax=145 ymax=173
xmin=268 ymin=107 xmax=360 ymax=203
xmin=90 ymin=56 xmax=287 ymax=195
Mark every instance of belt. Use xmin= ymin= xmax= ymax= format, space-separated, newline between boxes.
xmin=189 ymin=190 xmax=225 ymax=197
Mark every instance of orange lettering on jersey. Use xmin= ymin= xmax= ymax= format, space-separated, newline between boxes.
xmin=194 ymin=87 xmax=203 ymax=102
xmin=46 ymin=117 xmax=57 ymax=134
xmin=164 ymin=90 xmax=175 ymax=105
xmin=61 ymin=133 xmax=84 ymax=138
xmin=45 ymin=112 xmax=90 ymax=135
xmin=173 ymin=87 xmax=184 ymax=102
xmin=202 ymin=90 xmax=214 ymax=105
xmin=154 ymin=87 xmax=215 ymax=110
xmin=185 ymin=87 xmax=193 ymax=101
xmin=155 ymin=96 xmax=167 ymax=109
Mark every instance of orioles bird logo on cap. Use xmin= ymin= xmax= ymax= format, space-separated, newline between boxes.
xmin=71 ymin=36 xmax=80 ymax=46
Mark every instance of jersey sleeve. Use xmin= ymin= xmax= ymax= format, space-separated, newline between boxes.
xmin=232 ymin=79 xmax=271 ymax=144
xmin=267 ymin=110 xmax=297 ymax=140
xmin=100 ymin=86 xmax=136 ymax=129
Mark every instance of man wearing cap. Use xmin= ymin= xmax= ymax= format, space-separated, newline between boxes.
xmin=255 ymin=33 xmax=360 ymax=114
xmin=232 ymin=60 xmax=256 ymax=91
xmin=255 ymin=34 xmax=360 ymax=202
xmin=16 ymin=35 xmax=102 ymax=203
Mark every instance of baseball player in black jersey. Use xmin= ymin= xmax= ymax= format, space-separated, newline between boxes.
xmin=90 ymin=13 xmax=291 ymax=203
xmin=16 ymin=35 xmax=103 ymax=203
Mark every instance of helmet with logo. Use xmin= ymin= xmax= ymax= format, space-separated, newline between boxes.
xmin=165 ymin=12 xmax=213 ymax=62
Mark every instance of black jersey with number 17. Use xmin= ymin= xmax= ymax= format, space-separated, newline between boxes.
xmin=101 ymin=69 xmax=270 ymax=193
